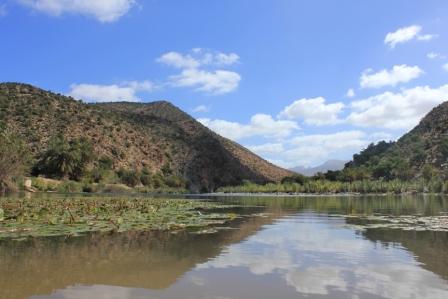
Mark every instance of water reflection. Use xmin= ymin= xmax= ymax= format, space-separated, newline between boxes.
xmin=1 ymin=195 xmax=448 ymax=299
xmin=198 ymin=214 xmax=448 ymax=298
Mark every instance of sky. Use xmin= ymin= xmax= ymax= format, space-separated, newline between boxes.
xmin=1 ymin=0 xmax=448 ymax=168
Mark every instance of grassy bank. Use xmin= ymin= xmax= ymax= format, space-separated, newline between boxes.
xmin=217 ymin=179 xmax=448 ymax=194
xmin=29 ymin=177 xmax=188 ymax=194
xmin=0 ymin=195 xmax=239 ymax=240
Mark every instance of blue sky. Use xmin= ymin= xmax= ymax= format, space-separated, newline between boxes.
xmin=1 ymin=0 xmax=448 ymax=167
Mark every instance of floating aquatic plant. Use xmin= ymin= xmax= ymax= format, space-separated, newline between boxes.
xmin=345 ymin=214 xmax=448 ymax=232
xmin=0 ymin=196 xmax=240 ymax=240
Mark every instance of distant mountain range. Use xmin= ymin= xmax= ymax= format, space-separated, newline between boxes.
xmin=0 ymin=83 xmax=293 ymax=191
xmin=290 ymin=160 xmax=347 ymax=176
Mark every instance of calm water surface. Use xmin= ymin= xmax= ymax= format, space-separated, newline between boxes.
xmin=1 ymin=194 xmax=448 ymax=299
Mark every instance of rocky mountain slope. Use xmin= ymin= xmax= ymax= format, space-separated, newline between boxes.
xmin=345 ymin=101 xmax=448 ymax=179
xmin=0 ymin=83 xmax=292 ymax=191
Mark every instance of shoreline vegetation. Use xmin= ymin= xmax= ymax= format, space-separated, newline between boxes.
xmin=217 ymin=178 xmax=448 ymax=195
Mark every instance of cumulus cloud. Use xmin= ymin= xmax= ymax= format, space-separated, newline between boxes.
xmin=278 ymin=97 xmax=345 ymax=125
xmin=171 ymin=68 xmax=241 ymax=95
xmin=247 ymin=143 xmax=285 ymax=156
xmin=384 ymin=25 xmax=436 ymax=48
xmin=68 ymin=80 xmax=155 ymax=102
xmin=347 ymin=84 xmax=448 ymax=129
xmin=346 ymin=88 xmax=355 ymax=98
xmin=242 ymin=130 xmax=379 ymax=168
xmin=283 ymin=131 xmax=370 ymax=166
xmin=157 ymin=52 xmax=201 ymax=69
xmin=191 ymin=48 xmax=240 ymax=66
xmin=360 ymin=65 xmax=423 ymax=89
xmin=17 ymin=0 xmax=136 ymax=22
xmin=157 ymin=49 xmax=240 ymax=69
xmin=198 ymin=114 xmax=299 ymax=141
xmin=157 ymin=49 xmax=241 ymax=95
xmin=192 ymin=105 xmax=210 ymax=113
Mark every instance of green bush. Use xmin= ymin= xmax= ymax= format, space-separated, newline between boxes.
xmin=31 ymin=177 xmax=59 ymax=192
xmin=117 ymin=169 xmax=141 ymax=187
xmin=57 ymin=181 xmax=83 ymax=193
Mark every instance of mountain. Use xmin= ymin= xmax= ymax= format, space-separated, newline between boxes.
xmin=0 ymin=82 xmax=292 ymax=191
xmin=290 ymin=160 xmax=347 ymax=176
xmin=344 ymin=101 xmax=448 ymax=179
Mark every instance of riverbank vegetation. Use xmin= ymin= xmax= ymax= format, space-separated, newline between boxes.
xmin=217 ymin=175 xmax=448 ymax=194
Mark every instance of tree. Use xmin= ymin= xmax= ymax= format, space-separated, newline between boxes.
xmin=0 ymin=130 xmax=30 ymax=193
xmin=34 ymin=136 xmax=94 ymax=180
xmin=281 ymin=174 xmax=307 ymax=185
xmin=422 ymin=164 xmax=438 ymax=181
xmin=440 ymin=137 xmax=448 ymax=160
xmin=350 ymin=141 xmax=394 ymax=167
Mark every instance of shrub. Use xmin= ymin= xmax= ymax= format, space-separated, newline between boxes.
xmin=140 ymin=174 xmax=152 ymax=186
xmin=31 ymin=177 xmax=59 ymax=192
xmin=117 ymin=169 xmax=141 ymax=187
xmin=164 ymin=175 xmax=186 ymax=188
xmin=57 ymin=181 xmax=83 ymax=193
xmin=0 ymin=130 xmax=30 ymax=193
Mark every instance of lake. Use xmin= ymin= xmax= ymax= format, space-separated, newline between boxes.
xmin=1 ymin=194 xmax=448 ymax=299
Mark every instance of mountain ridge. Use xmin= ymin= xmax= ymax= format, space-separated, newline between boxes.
xmin=0 ymin=82 xmax=292 ymax=191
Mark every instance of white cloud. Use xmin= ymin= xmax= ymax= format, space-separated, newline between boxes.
xmin=192 ymin=105 xmax=210 ymax=113
xmin=443 ymin=63 xmax=448 ymax=72
xmin=157 ymin=51 xmax=200 ymax=69
xmin=417 ymin=33 xmax=437 ymax=41
xmin=68 ymin=80 xmax=155 ymax=102
xmin=157 ymin=49 xmax=240 ymax=69
xmin=385 ymin=25 xmax=421 ymax=48
xmin=158 ymin=49 xmax=241 ymax=95
xmin=278 ymin=97 xmax=344 ymax=126
xmin=213 ymin=52 xmax=240 ymax=66
xmin=384 ymin=25 xmax=436 ymax=48
xmin=247 ymin=143 xmax=284 ymax=155
xmin=346 ymin=88 xmax=355 ymax=98
xmin=283 ymin=131 xmax=369 ymax=166
xmin=171 ymin=68 xmax=241 ymax=95
xmin=245 ymin=131 xmax=377 ymax=168
xmin=347 ymin=84 xmax=448 ymax=129
xmin=199 ymin=114 xmax=299 ymax=141
xmin=360 ymin=65 xmax=423 ymax=89
xmin=18 ymin=0 xmax=136 ymax=22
